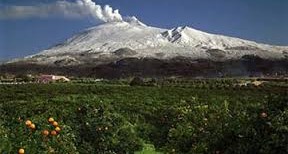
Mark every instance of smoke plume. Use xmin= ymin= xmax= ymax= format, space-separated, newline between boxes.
xmin=0 ymin=0 xmax=123 ymax=22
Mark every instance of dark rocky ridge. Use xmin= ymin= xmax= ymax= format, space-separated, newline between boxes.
xmin=1 ymin=55 xmax=287 ymax=79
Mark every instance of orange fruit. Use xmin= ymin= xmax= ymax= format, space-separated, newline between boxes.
xmin=18 ymin=148 xmax=25 ymax=154
xmin=25 ymin=120 xmax=32 ymax=126
xmin=42 ymin=130 xmax=49 ymax=136
xmin=55 ymin=127 xmax=61 ymax=132
xmin=260 ymin=112 xmax=268 ymax=118
xmin=52 ymin=121 xmax=58 ymax=127
xmin=51 ymin=130 xmax=57 ymax=136
xmin=29 ymin=123 xmax=36 ymax=129
xmin=48 ymin=117 xmax=54 ymax=123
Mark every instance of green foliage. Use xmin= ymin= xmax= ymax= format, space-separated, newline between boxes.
xmin=130 ymin=77 xmax=145 ymax=86
xmin=0 ymin=80 xmax=287 ymax=153
xmin=135 ymin=144 xmax=162 ymax=154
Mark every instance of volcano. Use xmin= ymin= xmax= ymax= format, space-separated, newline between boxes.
xmin=2 ymin=17 xmax=288 ymax=78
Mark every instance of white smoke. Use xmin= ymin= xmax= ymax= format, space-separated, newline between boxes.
xmin=0 ymin=0 xmax=123 ymax=22
xmin=75 ymin=0 xmax=123 ymax=22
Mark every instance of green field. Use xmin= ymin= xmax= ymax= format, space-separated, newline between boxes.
xmin=0 ymin=80 xmax=287 ymax=153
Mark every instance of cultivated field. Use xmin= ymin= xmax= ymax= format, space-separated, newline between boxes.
xmin=0 ymin=79 xmax=287 ymax=153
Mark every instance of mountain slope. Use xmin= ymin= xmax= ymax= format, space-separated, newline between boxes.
xmin=40 ymin=20 xmax=164 ymax=56
xmin=11 ymin=18 xmax=287 ymax=66
xmin=3 ymin=18 xmax=287 ymax=78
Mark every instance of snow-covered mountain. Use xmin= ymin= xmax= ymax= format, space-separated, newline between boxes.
xmin=11 ymin=17 xmax=288 ymax=66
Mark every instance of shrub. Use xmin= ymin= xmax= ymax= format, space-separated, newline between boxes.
xmin=130 ymin=77 xmax=145 ymax=86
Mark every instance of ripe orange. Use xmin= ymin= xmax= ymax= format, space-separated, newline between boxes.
xmin=18 ymin=148 xmax=25 ymax=154
xmin=48 ymin=117 xmax=54 ymax=123
xmin=260 ymin=112 xmax=268 ymax=118
xmin=51 ymin=130 xmax=57 ymax=136
xmin=55 ymin=126 xmax=61 ymax=132
xmin=42 ymin=130 xmax=49 ymax=136
xmin=25 ymin=120 xmax=32 ymax=126
xmin=52 ymin=121 xmax=58 ymax=127
xmin=29 ymin=123 xmax=36 ymax=129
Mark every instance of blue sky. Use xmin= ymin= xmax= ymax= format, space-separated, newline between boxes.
xmin=0 ymin=0 xmax=288 ymax=60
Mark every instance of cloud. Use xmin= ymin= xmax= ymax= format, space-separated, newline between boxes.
xmin=0 ymin=0 xmax=123 ymax=22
